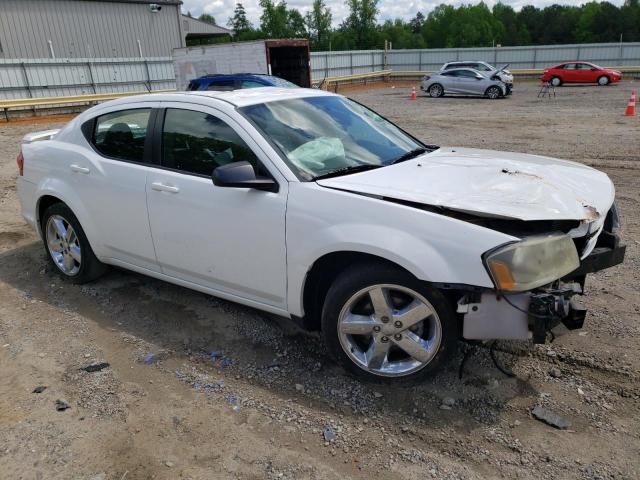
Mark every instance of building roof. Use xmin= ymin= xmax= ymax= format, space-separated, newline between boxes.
xmin=182 ymin=15 xmax=233 ymax=36
xmin=80 ymin=1 xmax=182 ymax=4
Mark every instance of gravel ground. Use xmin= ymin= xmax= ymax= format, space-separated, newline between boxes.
xmin=1 ymin=82 xmax=639 ymax=480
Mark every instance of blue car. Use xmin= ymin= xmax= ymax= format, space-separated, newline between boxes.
xmin=187 ymin=73 xmax=299 ymax=91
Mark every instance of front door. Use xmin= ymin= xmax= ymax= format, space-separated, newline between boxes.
xmin=456 ymin=70 xmax=483 ymax=95
xmin=145 ymin=105 xmax=289 ymax=311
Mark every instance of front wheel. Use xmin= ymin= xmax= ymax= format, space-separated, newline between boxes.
xmin=485 ymin=86 xmax=502 ymax=99
xmin=428 ymin=84 xmax=444 ymax=98
xmin=42 ymin=203 xmax=107 ymax=283
xmin=321 ymin=263 xmax=457 ymax=383
xmin=597 ymin=75 xmax=610 ymax=86
xmin=550 ymin=76 xmax=562 ymax=87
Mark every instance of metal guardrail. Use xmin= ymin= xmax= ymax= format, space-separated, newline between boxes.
xmin=0 ymin=89 xmax=175 ymax=121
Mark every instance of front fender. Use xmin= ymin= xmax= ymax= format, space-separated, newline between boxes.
xmin=286 ymin=183 xmax=516 ymax=316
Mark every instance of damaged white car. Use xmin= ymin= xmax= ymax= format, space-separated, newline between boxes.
xmin=16 ymin=88 xmax=625 ymax=382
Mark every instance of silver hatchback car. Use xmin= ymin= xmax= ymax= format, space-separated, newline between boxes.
xmin=420 ymin=68 xmax=508 ymax=99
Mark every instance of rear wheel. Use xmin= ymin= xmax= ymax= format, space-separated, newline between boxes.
xmin=485 ymin=86 xmax=502 ymax=99
xmin=550 ymin=76 xmax=562 ymax=87
xmin=42 ymin=203 xmax=107 ymax=283
xmin=428 ymin=84 xmax=444 ymax=98
xmin=321 ymin=263 xmax=457 ymax=383
xmin=597 ymin=75 xmax=610 ymax=86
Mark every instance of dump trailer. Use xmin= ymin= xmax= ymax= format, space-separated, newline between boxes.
xmin=173 ymin=39 xmax=311 ymax=90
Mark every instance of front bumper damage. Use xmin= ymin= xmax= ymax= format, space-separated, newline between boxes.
xmin=459 ymin=232 xmax=626 ymax=344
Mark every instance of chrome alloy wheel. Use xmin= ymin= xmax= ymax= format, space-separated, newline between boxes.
xmin=429 ymin=84 xmax=443 ymax=97
xmin=337 ymin=284 xmax=442 ymax=377
xmin=45 ymin=214 xmax=81 ymax=276
xmin=486 ymin=86 xmax=500 ymax=99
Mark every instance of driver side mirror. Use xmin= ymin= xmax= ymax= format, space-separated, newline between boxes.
xmin=212 ymin=161 xmax=278 ymax=192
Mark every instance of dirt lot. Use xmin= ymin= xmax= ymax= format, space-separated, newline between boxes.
xmin=1 ymin=82 xmax=639 ymax=480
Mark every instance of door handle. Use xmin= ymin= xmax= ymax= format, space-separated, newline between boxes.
xmin=70 ymin=164 xmax=90 ymax=174
xmin=151 ymin=182 xmax=180 ymax=193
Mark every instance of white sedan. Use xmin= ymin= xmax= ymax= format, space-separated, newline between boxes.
xmin=16 ymin=88 xmax=625 ymax=382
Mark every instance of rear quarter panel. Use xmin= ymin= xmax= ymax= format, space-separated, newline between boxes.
xmin=21 ymin=139 xmax=102 ymax=254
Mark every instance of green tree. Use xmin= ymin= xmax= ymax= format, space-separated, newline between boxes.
xmin=198 ymin=13 xmax=216 ymax=25
xmin=228 ymin=3 xmax=253 ymax=34
xmin=380 ymin=19 xmax=425 ymax=49
xmin=305 ymin=0 xmax=332 ymax=49
xmin=409 ymin=12 xmax=425 ymax=34
xmin=341 ymin=0 xmax=379 ymax=49
xmin=492 ymin=3 xmax=528 ymax=45
xmin=259 ymin=0 xmax=290 ymax=37
xmin=288 ymin=9 xmax=308 ymax=38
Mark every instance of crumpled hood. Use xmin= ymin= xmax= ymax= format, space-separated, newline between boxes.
xmin=316 ymin=147 xmax=615 ymax=222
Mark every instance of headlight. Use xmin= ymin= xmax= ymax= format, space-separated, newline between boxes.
xmin=484 ymin=234 xmax=580 ymax=292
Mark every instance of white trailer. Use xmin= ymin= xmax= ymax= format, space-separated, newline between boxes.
xmin=173 ymin=39 xmax=311 ymax=90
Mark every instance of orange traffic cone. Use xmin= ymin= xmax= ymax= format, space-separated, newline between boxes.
xmin=409 ymin=87 xmax=417 ymax=100
xmin=624 ymin=90 xmax=636 ymax=116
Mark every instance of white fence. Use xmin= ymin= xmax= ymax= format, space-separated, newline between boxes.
xmin=0 ymin=58 xmax=176 ymax=100
xmin=311 ymin=42 xmax=640 ymax=80
xmin=1 ymin=42 xmax=639 ymax=100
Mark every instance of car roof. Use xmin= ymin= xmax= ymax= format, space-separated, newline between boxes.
xmin=193 ymin=73 xmax=276 ymax=82
xmin=555 ymin=61 xmax=593 ymax=66
xmin=441 ymin=67 xmax=479 ymax=73
xmin=98 ymin=87 xmax=336 ymax=109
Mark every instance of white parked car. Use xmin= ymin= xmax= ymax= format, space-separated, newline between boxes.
xmin=16 ymin=88 xmax=625 ymax=382
xmin=441 ymin=61 xmax=514 ymax=90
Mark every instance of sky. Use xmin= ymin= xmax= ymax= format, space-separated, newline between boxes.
xmin=180 ymin=0 xmax=626 ymax=28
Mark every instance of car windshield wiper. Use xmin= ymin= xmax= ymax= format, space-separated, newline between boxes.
xmin=313 ymin=164 xmax=382 ymax=181
xmin=390 ymin=147 xmax=428 ymax=165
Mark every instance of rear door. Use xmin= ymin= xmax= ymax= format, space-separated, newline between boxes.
xmin=76 ymin=104 xmax=160 ymax=271
xmin=439 ymin=71 xmax=460 ymax=93
xmin=145 ymin=103 xmax=289 ymax=311
xmin=561 ymin=64 xmax=579 ymax=83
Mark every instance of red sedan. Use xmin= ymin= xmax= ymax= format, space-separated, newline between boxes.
xmin=541 ymin=62 xmax=622 ymax=86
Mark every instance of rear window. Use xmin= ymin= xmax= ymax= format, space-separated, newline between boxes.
xmin=92 ymin=109 xmax=151 ymax=162
xmin=206 ymin=80 xmax=236 ymax=91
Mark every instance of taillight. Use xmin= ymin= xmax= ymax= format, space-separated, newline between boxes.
xmin=17 ymin=151 xmax=24 ymax=176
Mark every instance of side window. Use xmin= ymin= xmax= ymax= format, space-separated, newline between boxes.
xmin=206 ymin=80 xmax=236 ymax=91
xmin=458 ymin=70 xmax=477 ymax=78
xmin=93 ymin=109 xmax=151 ymax=162
xmin=240 ymin=80 xmax=266 ymax=88
xmin=162 ymin=108 xmax=260 ymax=177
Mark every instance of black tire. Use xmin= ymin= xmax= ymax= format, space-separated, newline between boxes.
xmin=41 ymin=203 xmax=107 ymax=284
xmin=550 ymin=76 xmax=562 ymax=87
xmin=485 ymin=86 xmax=502 ymax=99
xmin=597 ymin=75 xmax=610 ymax=86
xmin=321 ymin=262 xmax=457 ymax=383
xmin=428 ymin=83 xmax=444 ymax=98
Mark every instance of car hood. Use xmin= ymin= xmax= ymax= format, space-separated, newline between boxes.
xmin=316 ymin=147 xmax=615 ymax=222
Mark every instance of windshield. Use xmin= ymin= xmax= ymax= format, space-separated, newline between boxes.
xmin=240 ymin=96 xmax=424 ymax=180
xmin=268 ymin=76 xmax=299 ymax=88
